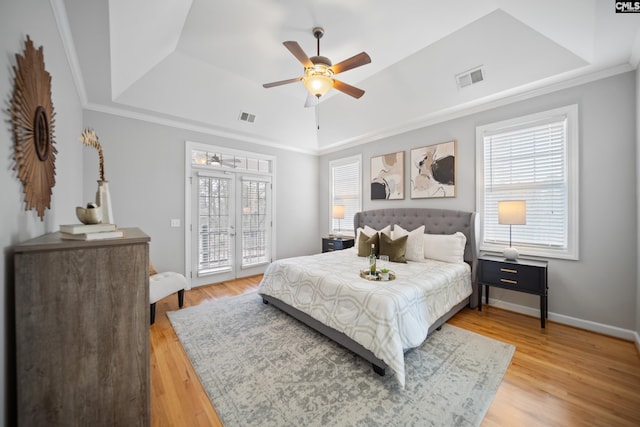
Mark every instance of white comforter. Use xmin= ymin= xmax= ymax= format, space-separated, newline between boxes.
xmin=257 ymin=248 xmax=472 ymax=386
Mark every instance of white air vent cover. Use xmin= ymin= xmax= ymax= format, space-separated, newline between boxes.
xmin=238 ymin=111 xmax=256 ymax=123
xmin=455 ymin=66 xmax=484 ymax=89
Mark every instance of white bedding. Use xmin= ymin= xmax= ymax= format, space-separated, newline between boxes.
xmin=257 ymin=247 xmax=472 ymax=386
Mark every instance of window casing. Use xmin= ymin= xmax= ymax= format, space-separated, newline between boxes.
xmin=329 ymin=155 xmax=362 ymax=236
xmin=476 ymin=105 xmax=579 ymax=260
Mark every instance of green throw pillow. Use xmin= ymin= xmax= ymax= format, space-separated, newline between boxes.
xmin=357 ymin=231 xmax=379 ymax=257
xmin=379 ymin=233 xmax=408 ymax=263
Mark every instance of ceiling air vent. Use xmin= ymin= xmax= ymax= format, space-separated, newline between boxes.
xmin=455 ymin=66 xmax=484 ymax=89
xmin=238 ymin=111 xmax=256 ymax=123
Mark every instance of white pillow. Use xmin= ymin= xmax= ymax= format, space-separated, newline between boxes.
xmin=364 ymin=224 xmax=391 ymax=238
xmin=423 ymin=232 xmax=467 ymax=264
xmin=392 ymin=224 xmax=425 ymax=262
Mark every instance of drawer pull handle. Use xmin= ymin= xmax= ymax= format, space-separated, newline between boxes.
xmin=500 ymin=268 xmax=517 ymax=274
xmin=500 ymin=278 xmax=518 ymax=285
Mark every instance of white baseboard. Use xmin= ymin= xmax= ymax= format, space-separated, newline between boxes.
xmin=486 ymin=299 xmax=637 ymax=342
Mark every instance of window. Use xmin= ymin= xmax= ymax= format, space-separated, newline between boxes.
xmin=329 ymin=155 xmax=361 ymax=236
xmin=476 ymin=105 xmax=579 ymax=260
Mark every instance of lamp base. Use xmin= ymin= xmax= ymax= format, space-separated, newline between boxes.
xmin=503 ymin=247 xmax=520 ymax=261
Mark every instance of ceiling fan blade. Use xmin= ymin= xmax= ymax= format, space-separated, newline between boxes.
xmin=333 ymin=79 xmax=365 ymax=99
xmin=263 ymin=77 xmax=303 ymax=88
xmin=331 ymin=52 xmax=371 ymax=75
xmin=283 ymin=41 xmax=313 ymax=68
xmin=304 ymin=93 xmax=319 ymax=108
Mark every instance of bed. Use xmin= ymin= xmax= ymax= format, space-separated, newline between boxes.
xmin=258 ymin=208 xmax=479 ymax=386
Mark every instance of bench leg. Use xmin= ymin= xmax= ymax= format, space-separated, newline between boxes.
xmin=150 ymin=302 xmax=156 ymax=325
xmin=178 ymin=289 xmax=185 ymax=308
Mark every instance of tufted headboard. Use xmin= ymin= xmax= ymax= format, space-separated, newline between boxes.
xmin=353 ymin=208 xmax=479 ymax=306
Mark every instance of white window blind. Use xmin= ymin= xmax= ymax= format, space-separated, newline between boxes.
xmin=477 ymin=105 xmax=579 ymax=259
xmin=330 ymin=156 xmax=361 ymax=235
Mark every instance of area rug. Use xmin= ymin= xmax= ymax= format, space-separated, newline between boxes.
xmin=168 ymin=291 xmax=514 ymax=427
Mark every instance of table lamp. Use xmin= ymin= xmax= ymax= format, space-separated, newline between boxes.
xmin=498 ymin=200 xmax=526 ymax=260
xmin=332 ymin=205 xmax=345 ymax=238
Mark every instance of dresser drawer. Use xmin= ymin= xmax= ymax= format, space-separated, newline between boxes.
xmin=481 ymin=260 xmax=544 ymax=293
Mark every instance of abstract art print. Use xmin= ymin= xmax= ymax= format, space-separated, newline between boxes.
xmin=371 ymin=151 xmax=404 ymax=200
xmin=410 ymin=141 xmax=456 ymax=198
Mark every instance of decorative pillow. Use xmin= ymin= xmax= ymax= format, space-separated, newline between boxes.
xmin=364 ymin=224 xmax=391 ymax=238
xmin=357 ymin=231 xmax=379 ymax=257
xmin=379 ymin=233 xmax=408 ymax=263
xmin=423 ymin=232 xmax=467 ymax=264
xmin=355 ymin=225 xmax=390 ymax=244
xmin=392 ymin=224 xmax=425 ymax=262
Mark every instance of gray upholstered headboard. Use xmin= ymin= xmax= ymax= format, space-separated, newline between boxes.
xmin=353 ymin=208 xmax=479 ymax=306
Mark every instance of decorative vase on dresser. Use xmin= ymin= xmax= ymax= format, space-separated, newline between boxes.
xmin=13 ymin=228 xmax=150 ymax=426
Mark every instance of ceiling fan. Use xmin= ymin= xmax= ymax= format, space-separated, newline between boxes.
xmin=263 ymin=27 xmax=371 ymax=107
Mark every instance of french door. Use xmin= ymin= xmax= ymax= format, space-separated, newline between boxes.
xmin=190 ymin=171 xmax=272 ymax=287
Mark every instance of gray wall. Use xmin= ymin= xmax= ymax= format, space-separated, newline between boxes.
xmin=82 ymin=111 xmax=320 ymax=273
xmin=1 ymin=1 xmax=85 ymax=424
xmin=321 ymin=72 xmax=638 ymax=334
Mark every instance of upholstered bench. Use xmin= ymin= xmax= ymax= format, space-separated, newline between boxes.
xmin=149 ymin=271 xmax=186 ymax=324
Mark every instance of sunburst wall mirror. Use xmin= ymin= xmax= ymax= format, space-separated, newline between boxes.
xmin=10 ymin=35 xmax=57 ymax=221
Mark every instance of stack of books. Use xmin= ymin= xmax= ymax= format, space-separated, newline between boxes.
xmin=59 ymin=223 xmax=123 ymax=240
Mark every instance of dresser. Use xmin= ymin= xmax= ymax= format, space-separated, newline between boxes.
xmin=477 ymin=254 xmax=549 ymax=328
xmin=14 ymin=228 xmax=150 ymax=426
xmin=322 ymin=236 xmax=355 ymax=253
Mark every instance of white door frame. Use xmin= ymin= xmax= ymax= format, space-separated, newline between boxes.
xmin=184 ymin=141 xmax=276 ymax=289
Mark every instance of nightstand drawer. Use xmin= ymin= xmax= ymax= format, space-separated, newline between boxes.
xmin=481 ymin=261 xmax=543 ymax=293
xmin=322 ymin=237 xmax=354 ymax=253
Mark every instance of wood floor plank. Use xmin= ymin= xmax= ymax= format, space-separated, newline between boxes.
xmin=150 ymin=276 xmax=640 ymax=426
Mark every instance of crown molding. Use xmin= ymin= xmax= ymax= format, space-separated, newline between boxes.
xmin=84 ymin=102 xmax=318 ymax=156
xmin=318 ymin=63 xmax=635 ymax=156
xmin=50 ymin=0 xmax=88 ymax=105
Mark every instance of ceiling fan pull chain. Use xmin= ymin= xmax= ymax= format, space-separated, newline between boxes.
xmin=316 ymin=103 xmax=320 ymax=131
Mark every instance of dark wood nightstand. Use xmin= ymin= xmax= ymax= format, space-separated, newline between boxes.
xmin=478 ymin=255 xmax=549 ymax=327
xmin=322 ymin=236 xmax=354 ymax=253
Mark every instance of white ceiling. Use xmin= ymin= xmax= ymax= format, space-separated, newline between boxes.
xmin=62 ymin=0 xmax=640 ymax=154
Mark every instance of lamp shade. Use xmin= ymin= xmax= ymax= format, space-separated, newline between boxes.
xmin=498 ymin=200 xmax=526 ymax=225
xmin=304 ymin=74 xmax=333 ymax=97
xmin=304 ymin=63 xmax=334 ymax=98
xmin=332 ymin=205 xmax=345 ymax=219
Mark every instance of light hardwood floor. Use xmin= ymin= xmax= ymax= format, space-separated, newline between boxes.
xmin=150 ymin=276 xmax=640 ymax=426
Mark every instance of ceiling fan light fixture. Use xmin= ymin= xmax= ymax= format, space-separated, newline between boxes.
xmin=263 ymin=26 xmax=370 ymax=104
xmin=304 ymin=63 xmax=333 ymax=97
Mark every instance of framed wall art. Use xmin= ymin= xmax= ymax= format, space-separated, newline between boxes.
xmin=410 ymin=140 xmax=456 ymax=199
xmin=371 ymin=151 xmax=404 ymax=200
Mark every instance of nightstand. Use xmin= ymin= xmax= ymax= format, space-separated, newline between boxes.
xmin=322 ymin=236 xmax=354 ymax=253
xmin=478 ymin=255 xmax=549 ymax=328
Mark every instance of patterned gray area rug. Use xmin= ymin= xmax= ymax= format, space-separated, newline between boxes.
xmin=168 ymin=291 xmax=514 ymax=427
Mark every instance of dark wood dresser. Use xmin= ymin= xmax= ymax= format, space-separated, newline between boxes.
xmin=14 ymin=228 xmax=150 ymax=426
